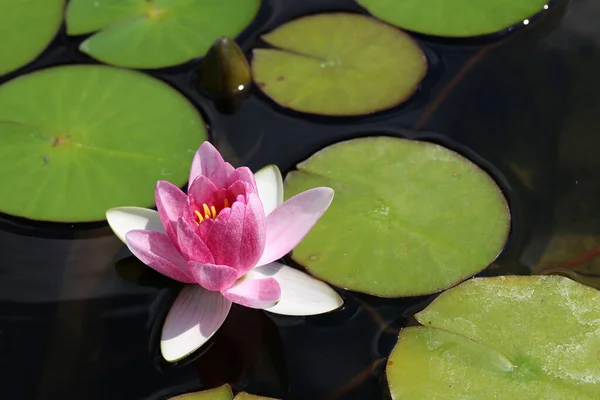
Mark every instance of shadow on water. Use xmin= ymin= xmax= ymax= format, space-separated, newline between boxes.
xmin=2 ymin=0 xmax=600 ymax=399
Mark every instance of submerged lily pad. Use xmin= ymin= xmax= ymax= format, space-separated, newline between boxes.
xmin=251 ymin=13 xmax=427 ymax=116
xmin=386 ymin=275 xmax=600 ymax=399
xmin=66 ymin=0 xmax=261 ymax=69
xmin=284 ymin=137 xmax=510 ymax=297
xmin=0 ymin=0 xmax=64 ymax=76
xmin=356 ymin=0 xmax=549 ymax=37
xmin=0 ymin=65 xmax=206 ymax=222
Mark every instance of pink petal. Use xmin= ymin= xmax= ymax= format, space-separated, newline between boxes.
xmin=161 ymin=285 xmax=231 ymax=362
xmin=204 ymin=195 xmax=265 ymax=273
xmin=238 ymin=193 xmax=266 ymax=274
xmin=221 ymin=277 xmax=281 ymax=309
xmin=188 ymin=261 xmax=240 ymax=291
xmin=155 ymin=181 xmax=187 ymax=244
xmin=188 ymin=141 xmax=226 ymax=189
xmin=231 ymin=166 xmax=258 ymax=193
xmin=256 ymin=187 xmax=334 ymax=266
xmin=176 ymin=218 xmax=214 ymax=264
xmin=188 ymin=175 xmax=218 ymax=208
xmin=125 ymin=230 xmax=195 ymax=283
xmin=204 ymin=204 xmax=244 ymax=269
xmin=207 ymin=161 xmax=236 ymax=188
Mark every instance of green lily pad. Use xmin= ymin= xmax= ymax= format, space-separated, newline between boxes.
xmin=66 ymin=0 xmax=261 ymax=69
xmin=234 ymin=394 xmax=279 ymax=400
xmin=167 ymin=385 xmax=279 ymax=400
xmin=283 ymin=137 xmax=510 ymax=297
xmin=0 ymin=65 xmax=206 ymax=222
xmin=169 ymin=384 xmax=233 ymax=400
xmin=356 ymin=0 xmax=549 ymax=37
xmin=251 ymin=13 xmax=427 ymax=116
xmin=386 ymin=275 xmax=600 ymax=399
xmin=0 ymin=0 xmax=64 ymax=76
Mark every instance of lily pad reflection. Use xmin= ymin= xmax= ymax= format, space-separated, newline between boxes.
xmin=386 ymin=275 xmax=600 ymax=399
xmin=284 ymin=137 xmax=510 ymax=297
xmin=252 ymin=13 xmax=427 ymax=116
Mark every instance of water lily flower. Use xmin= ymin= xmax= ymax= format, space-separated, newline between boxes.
xmin=106 ymin=142 xmax=343 ymax=362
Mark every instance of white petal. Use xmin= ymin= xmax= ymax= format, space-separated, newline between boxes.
xmin=106 ymin=207 xmax=165 ymax=243
xmin=161 ymin=285 xmax=232 ymax=362
xmin=254 ymin=164 xmax=283 ymax=216
xmin=249 ymin=262 xmax=343 ymax=316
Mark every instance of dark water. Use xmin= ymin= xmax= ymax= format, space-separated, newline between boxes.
xmin=1 ymin=0 xmax=599 ymax=398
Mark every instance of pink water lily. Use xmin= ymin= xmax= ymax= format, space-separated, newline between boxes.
xmin=106 ymin=142 xmax=342 ymax=362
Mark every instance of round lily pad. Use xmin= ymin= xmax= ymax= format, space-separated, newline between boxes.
xmin=0 ymin=0 xmax=63 ymax=76
xmin=66 ymin=0 xmax=261 ymax=69
xmin=283 ymin=137 xmax=510 ymax=297
xmin=386 ymin=275 xmax=600 ymax=399
xmin=251 ymin=13 xmax=427 ymax=116
xmin=0 ymin=65 xmax=206 ymax=222
xmin=356 ymin=0 xmax=549 ymax=37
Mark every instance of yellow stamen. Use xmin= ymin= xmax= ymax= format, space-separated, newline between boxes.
xmin=210 ymin=205 xmax=217 ymax=218
xmin=194 ymin=210 xmax=204 ymax=225
xmin=224 ymin=198 xmax=230 ymax=208
xmin=203 ymin=204 xmax=211 ymax=218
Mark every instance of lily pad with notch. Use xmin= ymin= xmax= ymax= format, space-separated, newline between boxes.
xmin=251 ymin=13 xmax=427 ymax=116
xmin=66 ymin=0 xmax=261 ymax=69
xmin=283 ymin=137 xmax=510 ymax=297
xmin=386 ymin=275 xmax=600 ymax=399
xmin=0 ymin=65 xmax=207 ymax=222
xmin=355 ymin=0 xmax=550 ymax=38
xmin=0 ymin=0 xmax=64 ymax=76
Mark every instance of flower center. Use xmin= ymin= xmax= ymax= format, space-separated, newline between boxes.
xmin=194 ymin=198 xmax=230 ymax=225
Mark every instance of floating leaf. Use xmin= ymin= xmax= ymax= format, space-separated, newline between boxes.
xmin=169 ymin=384 xmax=233 ymax=400
xmin=386 ymin=275 xmax=600 ymax=399
xmin=66 ymin=0 xmax=261 ymax=69
xmin=0 ymin=65 xmax=206 ymax=222
xmin=234 ymin=393 xmax=279 ymax=400
xmin=284 ymin=137 xmax=510 ymax=297
xmin=355 ymin=0 xmax=549 ymax=37
xmin=251 ymin=13 xmax=426 ymax=116
xmin=0 ymin=0 xmax=64 ymax=76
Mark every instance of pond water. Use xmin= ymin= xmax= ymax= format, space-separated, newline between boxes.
xmin=1 ymin=0 xmax=599 ymax=399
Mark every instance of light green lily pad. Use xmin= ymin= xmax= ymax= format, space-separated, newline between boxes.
xmin=251 ymin=13 xmax=427 ymax=116
xmin=284 ymin=137 xmax=510 ymax=297
xmin=0 ymin=65 xmax=206 ymax=222
xmin=66 ymin=0 xmax=261 ymax=69
xmin=169 ymin=384 xmax=233 ymax=400
xmin=167 ymin=386 xmax=278 ymax=400
xmin=234 ymin=394 xmax=279 ymax=400
xmin=356 ymin=0 xmax=549 ymax=37
xmin=0 ymin=0 xmax=64 ymax=76
xmin=386 ymin=275 xmax=600 ymax=399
